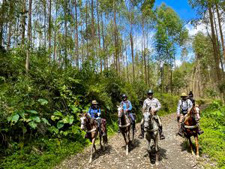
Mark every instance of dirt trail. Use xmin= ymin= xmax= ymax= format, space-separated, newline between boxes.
xmin=56 ymin=113 xmax=215 ymax=169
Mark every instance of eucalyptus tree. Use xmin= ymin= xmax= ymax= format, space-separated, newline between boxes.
xmin=155 ymin=3 xmax=188 ymax=93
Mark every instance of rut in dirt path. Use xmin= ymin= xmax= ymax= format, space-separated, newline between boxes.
xmin=56 ymin=113 xmax=215 ymax=169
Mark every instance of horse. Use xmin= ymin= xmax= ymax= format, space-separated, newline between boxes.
xmin=117 ymin=105 xmax=132 ymax=155
xmin=80 ymin=113 xmax=108 ymax=163
xmin=143 ymin=110 xmax=160 ymax=166
xmin=182 ymin=106 xmax=200 ymax=157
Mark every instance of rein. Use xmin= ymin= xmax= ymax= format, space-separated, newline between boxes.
xmin=86 ymin=128 xmax=97 ymax=133
xmin=119 ymin=123 xmax=131 ymax=128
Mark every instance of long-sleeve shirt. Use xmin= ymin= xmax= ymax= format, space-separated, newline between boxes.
xmin=88 ymin=107 xmax=101 ymax=118
xmin=177 ymin=99 xmax=193 ymax=115
xmin=120 ymin=100 xmax=132 ymax=112
xmin=143 ymin=98 xmax=161 ymax=113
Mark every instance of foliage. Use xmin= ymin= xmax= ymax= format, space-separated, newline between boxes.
xmin=200 ymin=101 xmax=225 ymax=168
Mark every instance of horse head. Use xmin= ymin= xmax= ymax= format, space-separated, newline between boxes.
xmin=79 ymin=113 xmax=90 ymax=130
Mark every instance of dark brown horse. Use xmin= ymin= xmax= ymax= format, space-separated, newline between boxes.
xmin=80 ymin=113 xmax=108 ymax=163
xmin=182 ymin=106 xmax=199 ymax=157
xmin=118 ymin=105 xmax=131 ymax=155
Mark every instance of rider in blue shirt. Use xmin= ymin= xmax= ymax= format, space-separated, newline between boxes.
xmin=118 ymin=94 xmax=135 ymax=133
xmin=88 ymin=100 xmax=101 ymax=118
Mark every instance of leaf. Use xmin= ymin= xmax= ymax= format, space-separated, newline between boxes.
xmin=51 ymin=115 xmax=60 ymax=121
xmin=38 ymin=99 xmax=48 ymax=105
xmin=54 ymin=111 xmax=63 ymax=117
xmin=31 ymin=116 xmax=41 ymax=123
xmin=28 ymin=121 xmax=37 ymax=129
xmin=68 ymin=116 xmax=74 ymax=125
xmin=49 ymin=126 xmax=59 ymax=134
xmin=42 ymin=118 xmax=51 ymax=126
xmin=27 ymin=110 xmax=38 ymax=114
xmin=57 ymin=121 xmax=64 ymax=129
xmin=11 ymin=114 xmax=20 ymax=123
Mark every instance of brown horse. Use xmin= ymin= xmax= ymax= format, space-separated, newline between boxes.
xmin=118 ymin=105 xmax=131 ymax=155
xmin=80 ymin=113 xmax=108 ymax=163
xmin=182 ymin=106 xmax=199 ymax=157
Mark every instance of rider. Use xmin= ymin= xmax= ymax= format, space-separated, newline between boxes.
xmin=188 ymin=91 xmax=204 ymax=135
xmin=118 ymin=94 xmax=135 ymax=133
xmin=139 ymin=90 xmax=165 ymax=140
xmin=88 ymin=100 xmax=106 ymax=136
xmin=177 ymin=92 xmax=193 ymax=137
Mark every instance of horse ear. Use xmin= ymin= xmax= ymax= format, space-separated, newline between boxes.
xmin=78 ymin=113 xmax=83 ymax=117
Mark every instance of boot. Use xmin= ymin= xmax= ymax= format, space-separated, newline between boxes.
xmin=177 ymin=123 xmax=184 ymax=137
xmin=159 ymin=126 xmax=165 ymax=140
xmin=118 ymin=118 xmax=121 ymax=133
xmin=197 ymin=126 xmax=204 ymax=135
xmin=138 ymin=124 xmax=144 ymax=139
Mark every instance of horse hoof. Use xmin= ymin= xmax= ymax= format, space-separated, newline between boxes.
xmin=89 ymin=159 xmax=92 ymax=163
xmin=196 ymin=155 xmax=200 ymax=158
xmin=155 ymin=162 xmax=159 ymax=166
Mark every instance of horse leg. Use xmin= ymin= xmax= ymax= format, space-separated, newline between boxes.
xmin=154 ymin=134 xmax=159 ymax=166
xmin=188 ymin=137 xmax=194 ymax=155
xmin=89 ymin=138 xmax=96 ymax=163
xmin=195 ymin=136 xmax=199 ymax=158
xmin=99 ymin=134 xmax=103 ymax=150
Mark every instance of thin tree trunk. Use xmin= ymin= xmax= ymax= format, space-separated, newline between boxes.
xmin=74 ymin=0 xmax=79 ymax=68
xmin=21 ymin=0 xmax=26 ymax=47
xmin=101 ymin=13 xmax=106 ymax=70
xmin=208 ymin=6 xmax=221 ymax=82
xmin=216 ymin=4 xmax=225 ymax=70
xmin=64 ymin=0 xmax=68 ymax=67
xmin=113 ymin=0 xmax=118 ymax=72
xmin=7 ymin=0 xmax=14 ymax=49
xmin=86 ymin=0 xmax=89 ymax=58
xmin=97 ymin=0 xmax=102 ymax=72
xmin=26 ymin=0 xmax=32 ymax=73
xmin=48 ymin=0 xmax=52 ymax=57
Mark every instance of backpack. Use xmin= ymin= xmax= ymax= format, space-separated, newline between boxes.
xmin=180 ymin=100 xmax=189 ymax=114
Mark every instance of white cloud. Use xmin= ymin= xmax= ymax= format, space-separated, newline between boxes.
xmin=185 ymin=23 xmax=208 ymax=37
xmin=175 ymin=59 xmax=182 ymax=67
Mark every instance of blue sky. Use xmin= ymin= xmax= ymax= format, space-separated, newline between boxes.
xmin=155 ymin=0 xmax=197 ymax=22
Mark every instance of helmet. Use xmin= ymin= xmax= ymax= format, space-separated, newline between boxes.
xmin=122 ymin=94 xmax=127 ymax=98
xmin=189 ymin=91 xmax=193 ymax=97
xmin=147 ymin=90 xmax=154 ymax=95
xmin=181 ymin=93 xmax=187 ymax=97
xmin=92 ymin=100 xmax=98 ymax=105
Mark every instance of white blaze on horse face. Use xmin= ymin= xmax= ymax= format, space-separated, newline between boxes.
xmin=143 ymin=112 xmax=150 ymax=129
xmin=80 ymin=116 xmax=86 ymax=130
xmin=118 ymin=106 xmax=123 ymax=117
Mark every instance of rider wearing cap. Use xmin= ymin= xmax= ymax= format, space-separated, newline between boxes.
xmin=177 ymin=93 xmax=193 ymax=136
xmin=118 ymin=94 xmax=135 ymax=133
xmin=139 ymin=90 xmax=165 ymax=140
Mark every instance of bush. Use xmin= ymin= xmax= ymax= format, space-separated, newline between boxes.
xmin=200 ymin=101 xmax=225 ymax=168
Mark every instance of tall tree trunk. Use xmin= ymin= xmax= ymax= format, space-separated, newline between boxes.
xmin=96 ymin=0 xmax=102 ymax=72
xmin=216 ymin=4 xmax=225 ymax=70
xmin=74 ymin=0 xmax=79 ymax=68
xmin=113 ymin=0 xmax=118 ymax=72
xmin=213 ymin=12 xmax=224 ymax=73
xmin=26 ymin=0 xmax=32 ymax=73
xmin=208 ymin=6 xmax=221 ymax=82
xmin=86 ymin=0 xmax=89 ymax=58
xmin=130 ymin=30 xmax=134 ymax=81
xmin=53 ymin=4 xmax=57 ymax=61
xmin=101 ymin=13 xmax=107 ymax=71
xmin=7 ymin=0 xmax=13 ymax=50
xmin=0 ymin=0 xmax=6 ymax=46
xmin=48 ymin=0 xmax=52 ymax=56
xmin=21 ymin=0 xmax=26 ymax=47
xmin=64 ymin=0 xmax=68 ymax=67
xmin=44 ymin=0 xmax=47 ymax=48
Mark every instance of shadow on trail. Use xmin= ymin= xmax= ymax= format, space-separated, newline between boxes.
xmin=144 ymin=146 xmax=167 ymax=165
xmin=92 ymin=145 xmax=112 ymax=161
xmin=180 ymin=139 xmax=203 ymax=156
xmin=129 ymin=139 xmax=141 ymax=152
